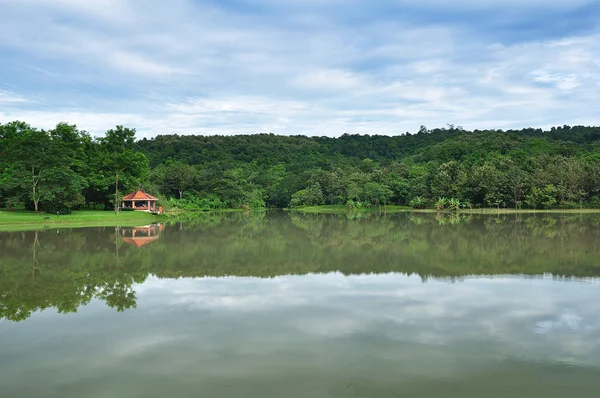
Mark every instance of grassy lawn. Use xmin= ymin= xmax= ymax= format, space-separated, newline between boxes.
xmin=291 ymin=205 xmax=413 ymax=214
xmin=0 ymin=210 xmax=167 ymax=231
xmin=290 ymin=205 xmax=600 ymax=215
xmin=413 ymin=208 xmax=600 ymax=214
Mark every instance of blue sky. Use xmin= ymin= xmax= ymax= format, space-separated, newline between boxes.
xmin=0 ymin=0 xmax=599 ymax=137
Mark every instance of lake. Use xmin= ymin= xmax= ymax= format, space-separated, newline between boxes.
xmin=1 ymin=211 xmax=600 ymax=397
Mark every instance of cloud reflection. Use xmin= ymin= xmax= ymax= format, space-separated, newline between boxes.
xmin=134 ymin=273 xmax=600 ymax=367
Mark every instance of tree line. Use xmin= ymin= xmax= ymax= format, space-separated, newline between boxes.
xmin=0 ymin=122 xmax=147 ymax=213
xmin=2 ymin=121 xmax=600 ymax=211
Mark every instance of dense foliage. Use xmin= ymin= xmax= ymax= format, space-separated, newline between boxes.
xmin=2 ymin=121 xmax=600 ymax=211
xmin=0 ymin=122 xmax=148 ymax=213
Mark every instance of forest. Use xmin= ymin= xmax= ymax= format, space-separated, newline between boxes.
xmin=1 ymin=121 xmax=600 ymax=212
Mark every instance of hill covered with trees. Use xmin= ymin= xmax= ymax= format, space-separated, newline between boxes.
xmin=2 ymin=121 xmax=600 ymax=212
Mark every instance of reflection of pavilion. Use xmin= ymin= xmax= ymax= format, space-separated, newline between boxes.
xmin=121 ymin=224 xmax=164 ymax=247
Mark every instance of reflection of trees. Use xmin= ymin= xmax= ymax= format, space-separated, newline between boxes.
xmin=2 ymin=212 xmax=600 ymax=322
xmin=0 ymin=228 xmax=146 ymax=322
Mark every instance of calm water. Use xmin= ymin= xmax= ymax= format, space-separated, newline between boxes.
xmin=1 ymin=211 xmax=600 ymax=397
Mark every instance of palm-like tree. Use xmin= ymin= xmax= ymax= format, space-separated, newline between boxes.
xmin=435 ymin=197 xmax=448 ymax=211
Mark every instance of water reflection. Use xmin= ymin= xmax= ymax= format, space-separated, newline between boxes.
xmin=1 ymin=272 xmax=599 ymax=397
xmin=1 ymin=212 xmax=600 ymax=322
xmin=121 ymin=224 xmax=164 ymax=248
xmin=2 ymin=212 xmax=600 ymax=397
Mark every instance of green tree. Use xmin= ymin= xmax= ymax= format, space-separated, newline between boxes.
xmin=430 ymin=161 xmax=466 ymax=199
xmin=153 ymin=161 xmax=197 ymax=199
xmin=99 ymin=126 xmax=150 ymax=213
xmin=363 ymin=182 xmax=393 ymax=207
xmin=467 ymin=163 xmax=506 ymax=208
xmin=0 ymin=122 xmax=86 ymax=213
xmin=289 ymin=183 xmax=325 ymax=207
xmin=525 ymin=185 xmax=557 ymax=209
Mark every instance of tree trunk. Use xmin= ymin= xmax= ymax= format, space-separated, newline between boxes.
xmin=115 ymin=174 xmax=119 ymax=214
xmin=32 ymin=231 xmax=40 ymax=277
xmin=179 ymin=190 xmax=183 ymax=199
xmin=32 ymin=167 xmax=39 ymax=213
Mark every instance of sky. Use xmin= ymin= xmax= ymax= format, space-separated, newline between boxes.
xmin=0 ymin=0 xmax=599 ymax=138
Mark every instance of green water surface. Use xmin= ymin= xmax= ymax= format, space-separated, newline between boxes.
xmin=1 ymin=211 xmax=599 ymax=397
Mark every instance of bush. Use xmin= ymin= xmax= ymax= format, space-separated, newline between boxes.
xmin=166 ymin=194 xmax=226 ymax=211
xmin=560 ymin=201 xmax=581 ymax=209
xmin=346 ymin=199 xmax=371 ymax=209
xmin=461 ymin=200 xmax=473 ymax=209
xmin=588 ymin=196 xmax=600 ymax=209
xmin=243 ymin=189 xmax=266 ymax=209
xmin=448 ymin=198 xmax=461 ymax=211
xmin=435 ymin=197 xmax=448 ymax=211
xmin=409 ymin=196 xmax=427 ymax=209
xmin=290 ymin=183 xmax=324 ymax=208
xmin=41 ymin=203 xmax=72 ymax=215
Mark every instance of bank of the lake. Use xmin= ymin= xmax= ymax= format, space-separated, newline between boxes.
xmin=0 ymin=210 xmax=168 ymax=231
xmin=292 ymin=205 xmax=413 ymax=213
xmin=292 ymin=205 xmax=600 ymax=214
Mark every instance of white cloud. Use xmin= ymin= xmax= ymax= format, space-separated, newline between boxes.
xmin=532 ymin=70 xmax=580 ymax=91
xmin=129 ymin=273 xmax=600 ymax=366
xmin=2 ymin=273 xmax=599 ymax=394
xmin=0 ymin=90 xmax=27 ymax=104
xmin=0 ymin=0 xmax=598 ymax=136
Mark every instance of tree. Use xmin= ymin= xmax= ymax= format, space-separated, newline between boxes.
xmin=151 ymin=161 xmax=197 ymax=199
xmin=430 ymin=161 xmax=466 ymax=199
xmin=289 ymin=183 xmax=324 ymax=207
xmin=507 ymin=165 xmax=527 ymax=209
xmin=99 ymin=126 xmax=150 ymax=213
xmin=363 ymin=182 xmax=393 ymax=207
xmin=549 ymin=157 xmax=585 ymax=206
xmin=467 ymin=163 xmax=507 ymax=208
xmin=1 ymin=123 xmax=52 ymax=212
xmin=0 ymin=122 xmax=86 ymax=213
xmin=525 ymin=185 xmax=557 ymax=209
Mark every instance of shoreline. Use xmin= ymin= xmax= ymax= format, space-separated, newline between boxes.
xmin=0 ymin=208 xmax=253 ymax=231
xmin=291 ymin=205 xmax=600 ymax=215
xmin=3 ymin=206 xmax=600 ymax=231
xmin=0 ymin=210 xmax=168 ymax=231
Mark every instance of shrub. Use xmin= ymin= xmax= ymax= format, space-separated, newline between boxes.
xmin=409 ymin=196 xmax=427 ymax=209
xmin=243 ymin=189 xmax=266 ymax=209
xmin=461 ymin=200 xmax=473 ymax=209
xmin=448 ymin=198 xmax=461 ymax=211
xmin=560 ymin=201 xmax=580 ymax=209
xmin=347 ymin=199 xmax=370 ymax=209
xmin=290 ymin=183 xmax=324 ymax=208
xmin=166 ymin=194 xmax=226 ymax=211
xmin=588 ymin=196 xmax=600 ymax=209
xmin=41 ymin=203 xmax=72 ymax=215
xmin=435 ymin=197 xmax=448 ymax=211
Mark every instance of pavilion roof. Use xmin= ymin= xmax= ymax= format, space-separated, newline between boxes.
xmin=122 ymin=190 xmax=159 ymax=201
xmin=123 ymin=236 xmax=159 ymax=247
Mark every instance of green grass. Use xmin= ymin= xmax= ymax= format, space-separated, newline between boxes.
xmin=413 ymin=208 xmax=600 ymax=214
xmin=290 ymin=205 xmax=600 ymax=215
xmin=291 ymin=205 xmax=413 ymax=214
xmin=165 ymin=208 xmax=247 ymax=215
xmin=0 ymin=210 xmax=167 ymax=231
